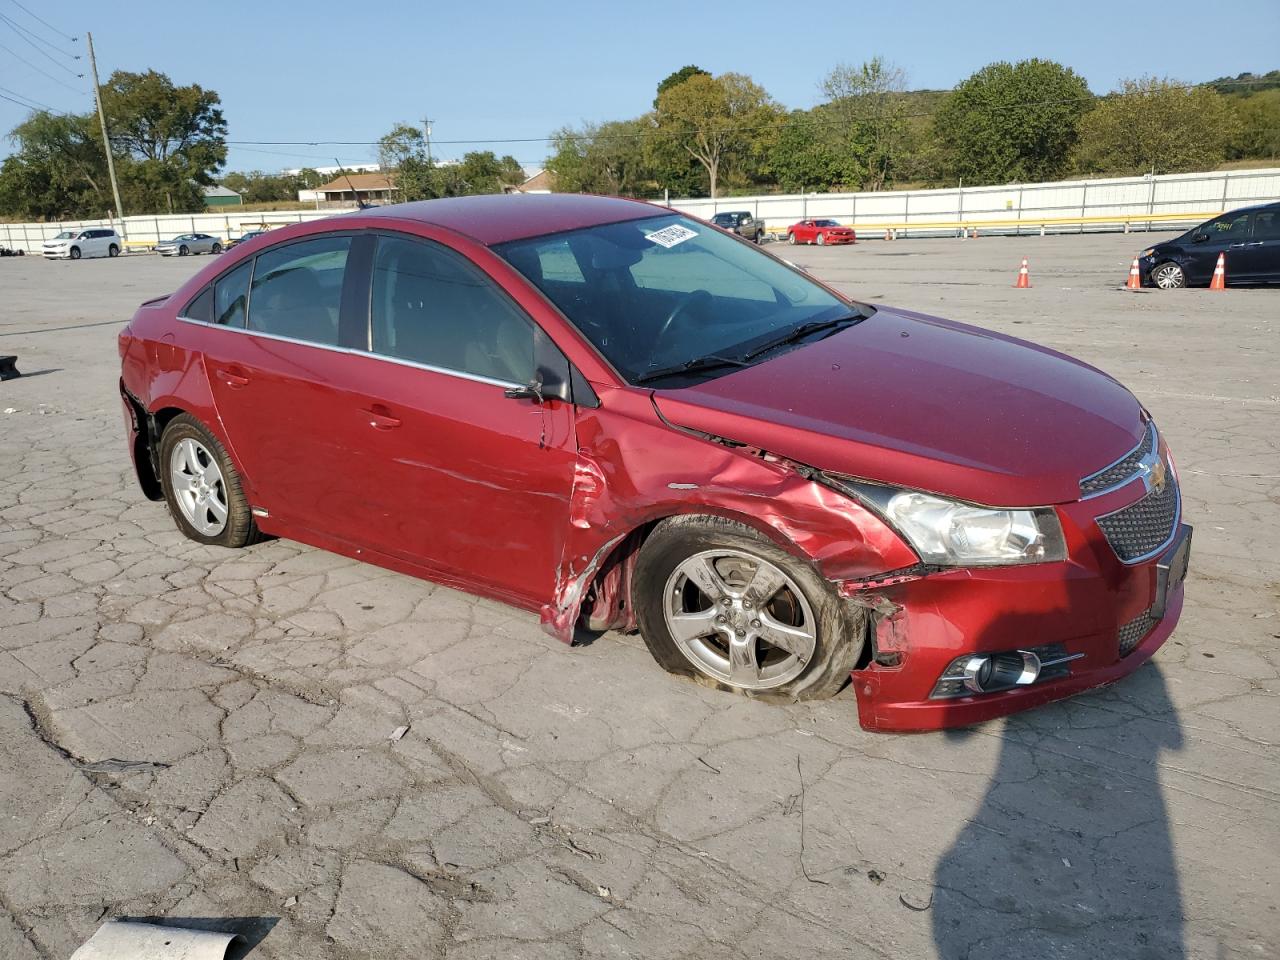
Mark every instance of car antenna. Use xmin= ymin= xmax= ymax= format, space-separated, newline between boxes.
xmin=336 ymin=158 xmax=369 ymax=210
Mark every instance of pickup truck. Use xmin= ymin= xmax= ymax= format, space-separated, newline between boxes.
xmin=710 ymin=210 xmax=766 ymax=243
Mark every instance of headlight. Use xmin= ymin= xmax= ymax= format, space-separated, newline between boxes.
xmin=1139 ymin=248 xmax=1156 ymax=258
xmin=830 ymin=479 xmax=1066 ymax=566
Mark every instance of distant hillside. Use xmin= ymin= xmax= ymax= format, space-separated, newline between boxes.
xmin=1208 ymin=70 xmax=1280 ymax=94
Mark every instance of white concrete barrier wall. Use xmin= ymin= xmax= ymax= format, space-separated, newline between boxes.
xmin=0 ymin=208 xmax=343 ymax=254
xmin=3 ymin=168 xmax=1279 ymax=252
xmin=662 ymin=168 xmax=1280 ymax=237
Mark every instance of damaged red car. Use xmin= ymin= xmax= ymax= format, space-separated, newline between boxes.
xmin=118 ymin=194 xmax=1190 ymax=732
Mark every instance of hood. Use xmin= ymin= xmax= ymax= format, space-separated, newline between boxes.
xmin=652 ymin=307 xmax=1145 ymax=507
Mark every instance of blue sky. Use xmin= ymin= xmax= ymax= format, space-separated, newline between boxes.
xmin=2 ymin=0 xmax=1277 ymax=173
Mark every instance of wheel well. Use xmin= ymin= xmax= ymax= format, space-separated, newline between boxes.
xmin=132 ymin=405 xmax=190 ymax=500
xmin=580 ymin=510 xmax=815 ymax=635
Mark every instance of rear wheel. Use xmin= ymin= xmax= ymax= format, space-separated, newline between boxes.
xmin=159 ymin=414 xmax=257 ymax=548
xmin=108 ymin=244 xmax=119 ymax=257
xmin=211 ymin=242 xmax=222 ymax=254
xmin=787 ymin=232 xmax=797 ymax=245
xmin=1152 ymin=261 xmax=1186 ymax=289
xmin=634 ymin=516 xmax=863 ymax=700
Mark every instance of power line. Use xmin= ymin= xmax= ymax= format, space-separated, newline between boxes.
xmin=0 ymin=82 xmax=56 ymax=112
xmin=0 ymin=39 xmax=87 ymax=94
xmin=4 ymin=0 xmax=78 ymax=43
xmin=0 ymin=11 xmax=82 ymax=74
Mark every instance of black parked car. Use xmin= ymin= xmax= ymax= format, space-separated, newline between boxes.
xmin=1141 ymin=202 xmax=1280 ymax=288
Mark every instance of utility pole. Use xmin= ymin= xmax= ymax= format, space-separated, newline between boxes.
xmin=86 ymin=32 xmax=126 ymax=238
xmin=421 ymin=117 xmax=434 ymax=165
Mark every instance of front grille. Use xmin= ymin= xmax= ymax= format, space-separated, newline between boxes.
xmin=1096 ymin=476 xmax=1180 ymax=563
xmin=1118 ymin=608 xmax=1157 ymax=657
xmin=1081 ymin=423 xmax=1157 ymax=497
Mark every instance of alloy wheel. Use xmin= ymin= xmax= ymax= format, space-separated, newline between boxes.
xmin=662 ymin=548 xmax=817 ymax=690
xmin=1153 ymin=263 xmax=1185 ymax=289
xmin=170 ymin=437 xmax=229 ymax=535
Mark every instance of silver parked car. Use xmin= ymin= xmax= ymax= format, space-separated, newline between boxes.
xmin=156 ymin=233 xmax=223 ymax=257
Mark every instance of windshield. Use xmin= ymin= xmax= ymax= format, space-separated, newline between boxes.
xmin=495 ymin=213 xmax=862 ymax=385
xmin=815 ymin=220 xmax=839 ymax=227
xmin=53 ymin=231 xmax=74 ymax=240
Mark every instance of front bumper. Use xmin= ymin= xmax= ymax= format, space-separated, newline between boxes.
xmin=823 ymin=234 xmax=856 ymax=245
xmin=846 ymin=490 xmax=1190 ymax=732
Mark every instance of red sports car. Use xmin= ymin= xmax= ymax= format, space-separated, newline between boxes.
xmin=788 ymin=218 xmax=856 ymax=245
xmin=118 ymin=194 xmax=1188 ymax=731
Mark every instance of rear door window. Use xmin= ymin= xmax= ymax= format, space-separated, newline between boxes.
xmin=370 ymin=234 xmax=534 ymax=385
xmin=1252 ymin=210 xmax=1280 ymax=239
xmin=246 ymin=237 xmax=350 ymax=345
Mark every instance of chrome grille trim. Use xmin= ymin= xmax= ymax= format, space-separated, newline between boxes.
xmin=1080 ymin=422 xmax=1158 ymax=498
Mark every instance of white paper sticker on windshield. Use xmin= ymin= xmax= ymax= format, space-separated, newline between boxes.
xmin=645 ymin=224 xmax=698 ymax=248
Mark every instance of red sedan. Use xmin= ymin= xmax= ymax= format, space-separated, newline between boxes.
xmin=787 ymin=218 xmax=856 ymax=245
xmin=118 ymin=194 xmax=1188 ymax=731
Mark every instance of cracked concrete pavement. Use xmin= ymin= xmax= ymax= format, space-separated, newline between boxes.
xmin=1 ymin=233 xmax=1277 ymax=959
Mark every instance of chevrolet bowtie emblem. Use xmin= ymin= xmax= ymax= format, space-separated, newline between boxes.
xmin=1139 ymin=454 xmax=1167 ymax=495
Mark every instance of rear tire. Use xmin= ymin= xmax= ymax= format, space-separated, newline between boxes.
xmin=633 ymin=516 xmax=863 ymax=701
xmin=788 ymin=232 xmax=797 ymax=245
xmin=108 ymin=244 xmax=119 ymax=258
xmin=159 ymin=413 xmax=258 ymax=548
xmin=211 ymin=242 xmax=222 ymax=254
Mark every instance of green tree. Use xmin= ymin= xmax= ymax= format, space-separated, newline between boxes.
xmin=654 ymin=65 xmax=710 ymax=108
xmin=0 ymin=111 xmax=107 ymax=219
xmin=933 ymin=59 xmax=1092 ymax=184
xmin=378 ymin=123 xmax=435 ymax=201
xmin=100 ymin=69 xmax=228 ymax=213
xmin=1227 ymin=87 xmax=1280 ymax=160
xmin=654 ymin=72 xmax=780 ymax=197
xmin=1073 ymin=78 xmax=1239 ymax=174
xmin=547 ymin=118 xmax=653 ymax=195
xmin=820 ymin=57 xmax=908 ymax=190
xmin=766 ymin=109 xmax=855 ymax=193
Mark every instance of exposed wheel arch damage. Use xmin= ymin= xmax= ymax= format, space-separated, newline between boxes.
xmin=538 ymin=395 xmax=918 ymax=644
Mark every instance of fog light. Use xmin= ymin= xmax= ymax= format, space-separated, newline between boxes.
xmin=961 ymin=650 xmax=1040 ymax=693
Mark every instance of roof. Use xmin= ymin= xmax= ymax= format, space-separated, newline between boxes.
xmin=317 ymin=172 xmax=397 ymax=193
xmin=350 ymin=193 xmax=667 ymax=245
xmin=203 ymin=185 xmax=241 ymax=198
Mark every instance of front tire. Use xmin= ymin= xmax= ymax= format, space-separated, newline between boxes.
xmin=69 ymin=246 xmax=81 ymax=260
xmin=179 ymin=244 xmax=189 ymax=256
xmin=634 ymin=516 xmax=863 ymax=700
xmin=816 ymin=232 xmax=826 ymax=246
xmin=1151 ymin=261 xmax=1186 ymax=289
xmin=159 ymin=414 xmax=258 ymax=548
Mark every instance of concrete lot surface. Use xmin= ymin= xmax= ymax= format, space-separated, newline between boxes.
xmin=1 ymin=233 xmax=1277 ymax=959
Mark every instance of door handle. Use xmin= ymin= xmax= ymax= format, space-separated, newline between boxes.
xmin=364 ymin=405 xmax=402 ymax=430
xmin=216 ymin=367 xmax=250 ymax=388
xmin=1228 ymin=242 xmax=1246 ymax=249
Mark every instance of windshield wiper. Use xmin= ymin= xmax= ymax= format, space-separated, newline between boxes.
xmin=740 ymin=314 xmax=862 ymax=363
xmin=635 ymin=354 xmax=748 ymax=385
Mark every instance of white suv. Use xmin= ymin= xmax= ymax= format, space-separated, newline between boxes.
xmin=42 ymin=229 xmax=122 ymax=260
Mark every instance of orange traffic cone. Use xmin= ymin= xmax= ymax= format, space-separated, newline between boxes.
xmin=1125 ymin=257 xmax=1142 ymax=290
xmin=1210 ymin=252 xmax=1226 ymax=290
xmin=970 ymin=227 xmax=978 ymax=239
xmin=1014 ymin=257 xmax=1031 ymax=288
xmin=884 ymin=228 xmax=892 ymax=241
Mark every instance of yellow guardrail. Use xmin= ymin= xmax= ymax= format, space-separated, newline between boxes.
xmin=766 ymin=210 xmax=1221 ymax=235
